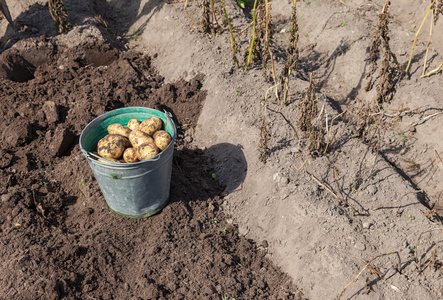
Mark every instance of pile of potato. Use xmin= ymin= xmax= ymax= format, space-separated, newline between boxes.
xmin=95 ymin=116 xmax=172 ymax=164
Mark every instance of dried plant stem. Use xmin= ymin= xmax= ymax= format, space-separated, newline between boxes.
xmin=237 ymin=21 xmax=253 ymax=35
xmin=220 ymin=0 xmax=239 ymax=66
xmin=184 ymin=0 xmax=203 ymax=31
xmin=437 ymin=150 xmax=443 ymax=166
xmin=337 ymin=252 xmax=401 ymax=300
xmin=421 ymin=61 xmax=443 ymax=78
xmin=415 ymin=228 xmax=443 ymax=272
xmin=244 ymin=0 xmax=259 ymax=72
xmin=209 ymin=0 xmax=218 ymax=36
xmin=264 ymin=0 xmax=277 ymax=87
xmin=323 ymin=110 xmax=347 ymax=154
xmin=292 ymin=150 xmax=343 ymax=204
xmin=267 ymin=106 xmax=299 ymax=139
xmin=405 ymin=0 xmax=437 ymax=75
xmin=265 ymin=83 xmax=280 ymax=102
xmin=422 ymin=10 xmax=434 ymax=76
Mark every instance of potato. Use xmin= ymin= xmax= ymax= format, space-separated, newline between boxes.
xmin=136 ymin=142 xmax=159 ymax=161
xmin=129 ymin=129 xmax=154 ymax=148
xmin=127 ymin=119 xmax=141 ymax=131
xmin=108 ymin=123 xmax=131 ymax=138
xmin=98 ymin=157 xmax=121 ymax=164
xmin=123 ymin=148 xmax=139 ymax=163
xmin=153 ymin=130 xmax=172 ymax=151
xmin=140 ymin=116 xmax=162 ymax=136
xmin=97 ymin=134 xmax=126 ymax=159
xmin=122 ymin=136 xmax=131 ymax=148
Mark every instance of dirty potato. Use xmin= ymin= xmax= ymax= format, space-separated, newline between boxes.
xmin=129 ymin=129 xmax=154 ymax=148
xmin=136 ymin=142 xmax=159 ymax=161
xmin=123 ymin=147 xmax=139 ymax=163
xmin=140 ymin=116 xmax=162 ymax=136
xmin=127 ymin=119 xmax=141 ymax=131
xmin=153 ymin=130 xmax=172 ymax=151
xmin=122 ymin=136 xmax=131 ymax=148
xmin=108 ymin=123 xmax=131 ymax=138
xmin=97 ymin=134 xmax=126 ymax=159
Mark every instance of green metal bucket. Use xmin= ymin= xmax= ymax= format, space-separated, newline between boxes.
xmin=79 ymin=107 xmax=177 ymax=218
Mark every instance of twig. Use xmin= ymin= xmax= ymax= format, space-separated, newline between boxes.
xmin=184 ymin=0 xmax=203 ymax=31
xmin=437 ymin=151 xmax=443 ymax=167
xmin=236 ymin=21 xmax=253 ymax=36
xmin=267 ymin=106 xmax=299 ymax=139
xmin=291 ymin=152 xmax=343 ymax=203
xmin=337 ymin=252 xmax=401 ymax=300
xmin=415 ymin=228 xmax=443 ymax=272
xmin=410 ymin=111 xmax=443 ymax=128
xmin=421 ymin=61 xmax=443 ymax=78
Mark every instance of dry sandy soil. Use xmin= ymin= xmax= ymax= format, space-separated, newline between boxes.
xmin=1 ymin=0 xmax=443 ymax=299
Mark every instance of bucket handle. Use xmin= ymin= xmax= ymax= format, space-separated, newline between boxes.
xmin=84 ymin=150 xmax=162 ymax=163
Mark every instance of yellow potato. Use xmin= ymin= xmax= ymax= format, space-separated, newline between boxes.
xmin=153 ymin=130 xmax=172 ymax=151
xmin=107 ymin=123 xmax=131 ymax=138
xmin=97 ymin=134 xmax=126 ymax=159
xmin=123 ymin=148 xmax=139 ymax=163
xmin=140 ymin=116 xmax=162 ymax=136
xmin=128 ymin=129 xmax=154 ymax=148
xmin=127 ymin=119 xmax=141 ymax=131
xmin=136 ymin=142 xmax=159 ymax=161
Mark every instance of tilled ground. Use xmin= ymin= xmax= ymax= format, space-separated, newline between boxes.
xmin=0 ymin=41 xmax=304 ymax=299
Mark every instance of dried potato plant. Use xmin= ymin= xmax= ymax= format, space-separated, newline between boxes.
xmin=49 ymin=0 xmax=70 ymax=33
xmin=365 ymin=0 xmax=405 ymax=104
xmin=279 ymin=0 xmax=299 ymax=105
xmin=298 ymin=74 xmax=326 ymax=156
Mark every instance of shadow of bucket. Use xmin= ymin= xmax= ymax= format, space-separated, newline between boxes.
xmin=79 ymin=107 xmax=177 ymax=218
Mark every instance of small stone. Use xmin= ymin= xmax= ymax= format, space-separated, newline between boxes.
xmin=280 ymin=176 xmax=289 ymax=186
xmin=261 ymin=240 xmax=269 ymax=248
xmin=273 ymin=173 xmax=281 ymax=181
xmin=362 ymin=222 xmax=372 ymax=229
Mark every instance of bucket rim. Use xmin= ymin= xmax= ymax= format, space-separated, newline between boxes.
xmin=79 ymin=107 xmax=177 ymax=168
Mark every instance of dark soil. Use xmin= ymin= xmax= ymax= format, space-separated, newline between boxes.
xmin=0 ymin=40 xmax=304 ymax=300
